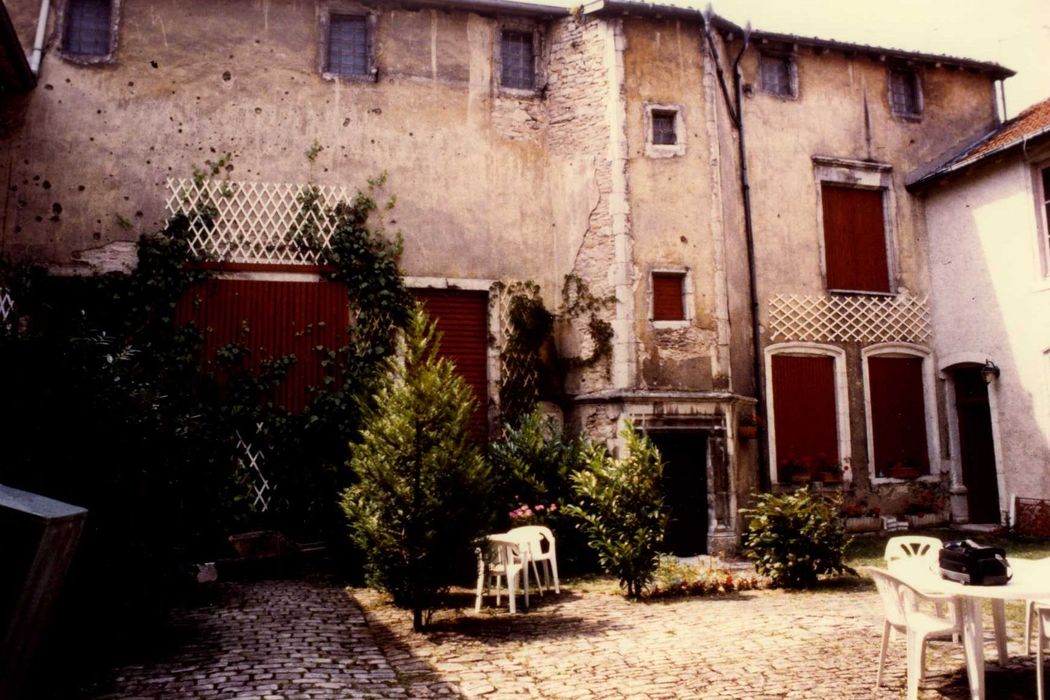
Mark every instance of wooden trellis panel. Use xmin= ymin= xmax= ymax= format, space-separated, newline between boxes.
xmin=769 ymin=292 xmax=931 ymax=344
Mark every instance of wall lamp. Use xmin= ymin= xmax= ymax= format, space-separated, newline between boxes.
xmin=981 ymin=359 xmax=1001 ymax=384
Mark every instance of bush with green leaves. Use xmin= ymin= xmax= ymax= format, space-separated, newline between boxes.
xmin=566 ymin=423 xmax=668 ymax=598
xmin=341 ymin=307 xmax=490 ymax=630
xmin=740 ymin=490 xmax=854 ymax=588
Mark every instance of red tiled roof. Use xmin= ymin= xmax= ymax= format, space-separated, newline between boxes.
xmin=908 ymin=96 xmax=1050 ymax=188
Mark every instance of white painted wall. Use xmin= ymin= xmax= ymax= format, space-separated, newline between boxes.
xmin=924 ymin=153 xmax=1050 ymax=510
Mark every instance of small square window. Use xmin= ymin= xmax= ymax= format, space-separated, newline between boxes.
xmin=501 ymin=30 xmax=535 ymax=90
xmin=651 ymin=110 xmax=677 ymax=146
xmin=63 ymin=0 xmax=113 ymax=58
xmin=889 ymin=69 xmax=922 ymax=117
xmin=759 ymin=54 xmax=795 ymax=97
xmin=652 ymin=272 xmax=686 ymax=322
xmin=327 ymin=14 xmax=371 ymax=77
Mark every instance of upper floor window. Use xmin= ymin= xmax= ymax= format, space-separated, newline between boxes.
xmin=326 ymin=14 xmax=374 ymax=78
xmin=651 ymin=271 xmax=686 ymax=322
xmin=62 ymin=0 xmax=114 ymax=59
xmin=644 ymin=104 xmax=686 ymax=158
xmin=500 ymin=30 xmax=536 ymax=90
xmin=759 ymin=53 xmax=796 ymax=98
xmin=889 ymin=68 xmax=923 ymax=118
xmin=820 ymin=183 xmax=892 ymax=293
xmin=1038 ymin=165 xmax=1050 ymax=277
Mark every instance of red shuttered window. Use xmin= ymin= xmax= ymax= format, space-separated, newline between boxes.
xmin=771 ymin=354 xmax=839 ymax=482
xmin=413 ymin=289 xmax=490 ymax=443
xmin=652 ymin=272 xmax=686 ymax=321
xmin=868 ymin=356 xmax=929 ymax=477
xmin=821 ymin=183 xmax=891 ymax=293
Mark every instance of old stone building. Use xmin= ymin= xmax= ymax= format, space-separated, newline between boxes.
xmin=0 ymin=0 xmax=1020 ymax=548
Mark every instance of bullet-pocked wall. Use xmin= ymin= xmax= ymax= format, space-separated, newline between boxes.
xmin=0 ymin=0 xmax=570 ymax=298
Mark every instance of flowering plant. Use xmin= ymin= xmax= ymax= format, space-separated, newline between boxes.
xmin=509 ymin=502 xmax=558 ymax=525
xmin=841 ymin=500 xmax=881 ymax=518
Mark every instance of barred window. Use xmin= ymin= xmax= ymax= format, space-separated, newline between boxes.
xmin=889 ymin=69 xmax=922 ymax=117
xmin=63 ymin=0 xmax=112 ymax=58
xmin=327 ymin=14 xmax=371 ymax=77
xmin=759 ymin=54 xmax=794 ymax=97
xmin=651 ymin=110 xmax=678 ymax=146
xmin=501 ymin=31 xmax=535 ymax=90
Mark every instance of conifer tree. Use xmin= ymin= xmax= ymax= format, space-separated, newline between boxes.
xmin=341 ymin=306 xmax=489 ymax=630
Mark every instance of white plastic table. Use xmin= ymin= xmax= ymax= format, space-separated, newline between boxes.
xmin=891 ymin=557 xmax=1050 ymax=700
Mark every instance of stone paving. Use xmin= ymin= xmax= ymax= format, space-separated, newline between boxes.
xmin=90 ymin=577 xmax=1043 ymax=699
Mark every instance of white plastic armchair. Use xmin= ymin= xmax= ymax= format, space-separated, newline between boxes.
xmin=507 ymin=525 xmax=560 ymax=594
xmin=474 ymin=535 xmax=530 ymax=614
xmin=884 ymin=536 xmax=943 ymax=566
xmin=865 ymin=566 xmax=962 ymax=700
xmin=1023 ymin=559 xmax=1050 ymax=655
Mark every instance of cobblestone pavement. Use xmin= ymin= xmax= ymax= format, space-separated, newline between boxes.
xmin=94 ymin=577 xmax=1042 ymax=699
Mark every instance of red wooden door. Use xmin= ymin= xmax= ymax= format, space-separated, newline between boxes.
xmin=867 ymin=356 xmax=930 ymax=477
xmin=771 ymin=354 xmax=839 ymax=481
xmin=954 ymin=368 xmax=1001 ymax=523
xmin=413 ymin=289 xmax=490 ymax=442
xmin=176 ymin=278 xmax=349 ymax=412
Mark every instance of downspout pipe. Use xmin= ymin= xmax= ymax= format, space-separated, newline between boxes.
xmin=29 ymin=0 xmax=50 ymax=75
xmin=703 ymin=12 xmax=769 ymax=492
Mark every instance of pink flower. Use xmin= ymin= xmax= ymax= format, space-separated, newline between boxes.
xmin=549 ymin=503 xmax=558 ymax=512
xmin=535 ymin=504 xmax=545 ymax=512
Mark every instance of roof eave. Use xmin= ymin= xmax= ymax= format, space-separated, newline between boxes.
xmin=0 ymin=2 xmax=35 ymax=92
xmin=581 ymin=0 xmax=744 ymax=34
xmin=750 ymin=28 xmax=1015 ymax=80
xmin=907 ymin=126 xmax=1050 ymax=190
xmin=380 ymin=0 xmax=570 ymax=18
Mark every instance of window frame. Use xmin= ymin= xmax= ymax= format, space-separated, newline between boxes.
xmin=1032 ymin=160 xmax=1050 ymax=279
xmin=494 ymin=20 xmax=545 ymax=97
xmin=58 ymin=0 xmax=121 ymax=65
xmin=812 ymin=156 xmax=897 ymax=296
xmin=888 ymin=67 xmax=924 ymax=120
xmin=861 ymin=343 xmax=941 ymax=485
xmin=758 ymin=51 xmax=798 ymax=99
xmin=649 ymin=267 xmax=692 ymax=327
xmin=644 ymin=103 xmax=686 ymax=159
xmin=764 ymin=342 xmax=851 ymax=486
xmin=319 ymin=8 xmax=378 ymax=82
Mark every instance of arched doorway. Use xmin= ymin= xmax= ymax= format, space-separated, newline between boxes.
xmin=948 ymin=365 xmax=1002 ymax=524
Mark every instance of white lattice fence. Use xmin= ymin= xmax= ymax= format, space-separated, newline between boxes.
xmin=769 ymin=292 xmax=931 ymax=343
xmin=165 ymin=179 xmax=359 ymax=265
xmin=0 ymin=288 xmax=12 ymax=324
xmin=235 ymin=425 xmax=273 ymax=512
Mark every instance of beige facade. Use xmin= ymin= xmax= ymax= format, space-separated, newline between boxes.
xmin=0 ymin=0 xmax=1016 ymax=546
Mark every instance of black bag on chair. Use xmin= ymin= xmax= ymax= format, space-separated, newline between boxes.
xmin=938 ymin=540 xmax=1012 ymax=586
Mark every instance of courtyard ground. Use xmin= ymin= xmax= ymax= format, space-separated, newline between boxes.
xmin=85 ymin=573 xmax=1043 ymax=700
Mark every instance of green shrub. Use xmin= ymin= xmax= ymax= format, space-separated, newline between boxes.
xmin=341 ymin=307 xmax=490 ymax=630
xmin=741 ymin=490 xmax=854 ymax=588
xmin=567 ymin=423 xmax=668 ymax=598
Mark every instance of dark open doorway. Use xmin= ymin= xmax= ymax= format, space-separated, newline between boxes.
xmin=953 ymin=367 xmax=1001 ymax=524
xmin=648 ymin=432 xmax=708 ymax=556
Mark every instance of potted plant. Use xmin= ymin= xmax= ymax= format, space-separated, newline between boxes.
xmin=903 ymin=480 xmax=948 ymax=528
xmin=737 ymin=412 xmax=762 ymax=441
xmin=841 ymin=501 xmax=882 ymax=533
xmin=886 ymin=460 xmax=921 ymax=480
xmin=779 ymin=456 xmax=810 ymax=485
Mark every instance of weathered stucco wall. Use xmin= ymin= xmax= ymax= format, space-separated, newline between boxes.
xmin=924 ymin=153 xmax=1050 ymax=505
xmin=0 ymin=0 xmax=569 ymax=296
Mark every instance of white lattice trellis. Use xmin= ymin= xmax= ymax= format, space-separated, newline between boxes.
xmin=165 ymin=179 xmax=360 ymax=265
xmin=0 ymin=288 xmax=12 ymax=324
xmin=236 ymin=425 xmax=272 ymax=512
xmin=769 ymin=292 xmax=931 ymax=343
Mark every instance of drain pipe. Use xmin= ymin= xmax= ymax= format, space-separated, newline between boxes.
xmin=29 ymin=0 xmax=51 ymax=75
xmin=702 ymin=10 xmax=769 ymax=492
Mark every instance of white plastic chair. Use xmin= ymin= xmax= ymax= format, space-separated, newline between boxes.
xmin=866 ymin=566 xmax=963 ymax=700
xmin=474 ymin=535 xmax=530 ymax=614
xmin=1036 ymin=602 xmax=1050 ymax=700
xmin=1023 ymin=559 xmax=1050 ymax=655
xmin=884 ymin=535 xmax=943 ymax=566
xmin=506 ymin=525 xmax=560 ymax=595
